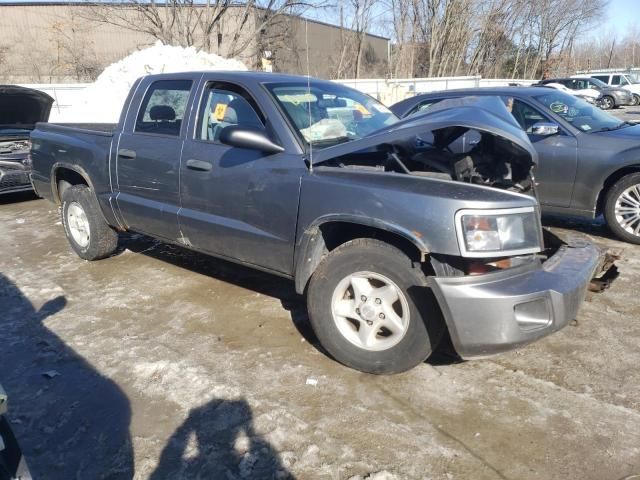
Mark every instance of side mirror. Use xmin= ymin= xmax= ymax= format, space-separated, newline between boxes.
xmin=219 ymin=125 xmax=285 ymax=154
xmin=531 ymin=122 xmax=559 ymax=136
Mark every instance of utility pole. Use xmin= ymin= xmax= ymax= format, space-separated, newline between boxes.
xmin=607 ymin=38 xmax=616 ymax=68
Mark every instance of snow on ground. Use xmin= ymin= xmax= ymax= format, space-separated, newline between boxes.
xmin=65 ymin=41 xmax=247 ymax=123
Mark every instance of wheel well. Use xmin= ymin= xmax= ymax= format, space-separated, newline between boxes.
xmin=319 ymin=222 xmax=423 ymax=262
xmin=596 ymin=165 xmax=640 ymax=215
xmin=54 ymin=167 xmax=88 ymax=204
xmin=294 ymin=221 xmax=427 ymax=294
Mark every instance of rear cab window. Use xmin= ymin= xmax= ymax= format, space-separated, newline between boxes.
xmin=135 ymin=80 xmax=193 ymax=136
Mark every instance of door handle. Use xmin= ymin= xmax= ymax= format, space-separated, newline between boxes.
xmin=118 ymin=149 xmax=136 ymax=160
xmin=185 ymin=159 xmax=212 ymax=172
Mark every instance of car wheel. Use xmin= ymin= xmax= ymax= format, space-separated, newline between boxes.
xmin=633 ymin=94 xmax=640 ymax=106
xmin=61 ymin=184 xmax=118 ymax=259
xmin=600 ymin=96 xmax=614 ymax=110
xmin=604 ymin=172 xmax=640 ymax=244
xmin=307 ymin=238 xmax=444 ymax=374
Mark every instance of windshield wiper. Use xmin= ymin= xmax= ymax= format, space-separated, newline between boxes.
xmin=593 ymin=122 xmax=632 ymax=133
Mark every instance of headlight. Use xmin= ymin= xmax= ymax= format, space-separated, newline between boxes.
xmin=455 ymin=207 xmax=542 ymax=257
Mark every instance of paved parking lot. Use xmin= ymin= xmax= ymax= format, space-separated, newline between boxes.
xmin=1 ymin=107 xmax=640 ymax=479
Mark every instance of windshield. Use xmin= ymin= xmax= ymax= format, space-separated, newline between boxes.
xmin=533 ymin=90 xmax=625 ymax=133
xmin=266 ymin=82 xmax=398 ymax=148
xmin=584 ymin=77 xmax=607 ymax=88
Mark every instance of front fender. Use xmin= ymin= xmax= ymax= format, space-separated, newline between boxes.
xmin=293 ymin=215 xmax=429 ymax=294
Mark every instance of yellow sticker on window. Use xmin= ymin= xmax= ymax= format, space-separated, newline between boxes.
xmin=355 ymin=104 xmax=371 ymax=116
xmin=213 ymin=103 xmax=228 ymax=121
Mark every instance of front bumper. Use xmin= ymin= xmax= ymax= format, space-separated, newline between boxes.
xmin=429 ymin=239 xmax=600 ymax=359
xmin=0 ymin=158 xmax=32 ymax=195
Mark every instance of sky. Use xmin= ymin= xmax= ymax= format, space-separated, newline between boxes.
xmin=595 ymin=0 xmax=638 ymax=37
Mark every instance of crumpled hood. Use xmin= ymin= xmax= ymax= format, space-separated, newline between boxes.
xmin=312 ymin=96 xmax=538 ymax=166
xmin=0 ymin=85 xmax=53 ymax=134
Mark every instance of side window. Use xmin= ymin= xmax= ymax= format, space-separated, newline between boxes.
xmin=135 ymin=80 xmax=192 ymax=136
xmin=593 ymin=75 xmax=609 ymax=84
xmin=408 ymin=99 xmax=444 ymax=116
xmin=620 ymin=75 xmax=631 ymax=86
xmin=502 ymin=97 xmax=548 ymax=133
xmin=611 ymin=75 xmax=622 ymax=86
xmin=197 ymin=85 xmax=264 ymax=142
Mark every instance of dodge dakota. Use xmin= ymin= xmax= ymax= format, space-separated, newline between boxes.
xmin=30 ymin=72 xmax=602 ymax=374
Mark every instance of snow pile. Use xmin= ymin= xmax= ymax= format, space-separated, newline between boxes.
xmin=66 ymin=41 xmax=247 ymax=123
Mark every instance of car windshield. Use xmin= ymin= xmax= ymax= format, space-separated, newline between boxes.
xmin=533 ymin=90 xmax=626 ymax=133
xmin=266 ymin=82 xmax=399 ymax=148
xmin=586 ymin=77 xmax=608 ymax=88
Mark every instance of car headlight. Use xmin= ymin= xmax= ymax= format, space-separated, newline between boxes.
xmin=455 ymin=207 xmax=542 ymax=257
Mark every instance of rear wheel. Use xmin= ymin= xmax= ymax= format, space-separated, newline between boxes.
xmin=600 ymin=95 xmax=614 ymax=110
xmin=307 ymin=238 xmax=444 ymax=374
xmin=604 ymin=172 xmax=640 ymax=244
xmin=633 ymin=94 xmax=640 ymax=106
xmin=61 ymin=185 xmax=118 ymax=259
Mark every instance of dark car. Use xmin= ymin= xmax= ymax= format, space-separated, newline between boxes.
xmin=391 ymin=87 xmax=640 ymax=244
xmin=0 ymin=384 xmax=31 ymax=479
xmin=28 ymin=73 xmax=606 ymax=373
xmin=0 ymin=85 xmax=53 ymax=195
xmin=539 ymin=77 xmax=632 ymax=110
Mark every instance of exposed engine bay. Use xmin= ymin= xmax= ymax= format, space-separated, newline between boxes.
xmin=0 ymin=139 xmax=30 ymax=156
xmin=322 ymin=126 xmax=535 ymax=194
xmin=312 ymin=96 xmax=538 ymax=196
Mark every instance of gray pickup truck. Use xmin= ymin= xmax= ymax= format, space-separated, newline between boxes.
xmin=30 ymin=72 xmax=603 ymax=374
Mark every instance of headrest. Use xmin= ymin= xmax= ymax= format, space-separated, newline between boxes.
xmin=149 ymin=105 xmax=176 ymax=121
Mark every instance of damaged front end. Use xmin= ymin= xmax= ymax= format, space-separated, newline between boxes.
xmin=309 ymin=96 xmax=619 ymax=357
xmin=0 ymin=85 xmax=54 ymax=195
xmin=311 ymin=96 xmax=538 ymax=196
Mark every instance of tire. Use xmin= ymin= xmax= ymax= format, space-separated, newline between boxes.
xmin=61 ymin=184 xmax=118 ymax=260
xmin=600 ymin=96 xmax=614 ymax=110
xmin=307 ymin=238 xmax=444 ymax=374
xmin=633 ymin=94 xmax=640 ymax=106
xmin=603 ymin=172 xmax=640 ymax=245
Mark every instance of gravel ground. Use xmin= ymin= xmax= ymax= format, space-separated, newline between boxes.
xmin=1 ymin=108 xmax=640 ymax=480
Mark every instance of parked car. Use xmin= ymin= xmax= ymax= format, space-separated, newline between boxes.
xmin=540 ymin=82 xmax=599 ymax=104
xmin=30 ymin=73 xmax=604 ymax=374
xmin=577 ymin=72 xmax=640 ymax=106
xmin=0 ymin=85 xmax=53 ymax=195
xmin=538 ymin=77 xmax=632 ymax=109
xmin=0 ymin=384 xmax=31 ymax=479
xmin=391 ymin=87 xmax=640 ymax=244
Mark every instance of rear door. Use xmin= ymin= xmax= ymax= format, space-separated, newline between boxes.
xmin=115 ymin=77 xmax=197 ymax=240
xmin=178 ymin=80 xmax=305 ymax=274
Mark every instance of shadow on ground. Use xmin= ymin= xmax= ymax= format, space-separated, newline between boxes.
xmin=0 ymin=273 xmax=134 ymax=479
xmin=121 ymin=234 xmax=462 ymax=367
xmin=0 ymin=191 xmax=40 ymax=206
xmin=150 ymin=399 xmax=294 ymax=479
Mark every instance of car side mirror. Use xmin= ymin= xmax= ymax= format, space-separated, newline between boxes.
xmin=219 ymin=125 xmax=285 ymax=154
xmin=531 ymin=122 xmax=559 ymax=136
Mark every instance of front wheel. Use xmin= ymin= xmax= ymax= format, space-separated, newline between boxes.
xmin=604 ymin=173 xmax=640 ymax=244
xmin=600 ymin=95 xmax=614 ymax=110
xmin=61 ymin=184 xmax=119 ymax=259
xmin=307 ymin=238 xmax=444 ymax=374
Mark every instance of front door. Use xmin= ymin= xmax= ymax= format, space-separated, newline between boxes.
xmin=178 ymin=82 xmax=304 ymax=274
xmin=508 ymin=98 xmax=578 ymax=208
xmin=116 ymin=79 xmax=195 ymax=240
